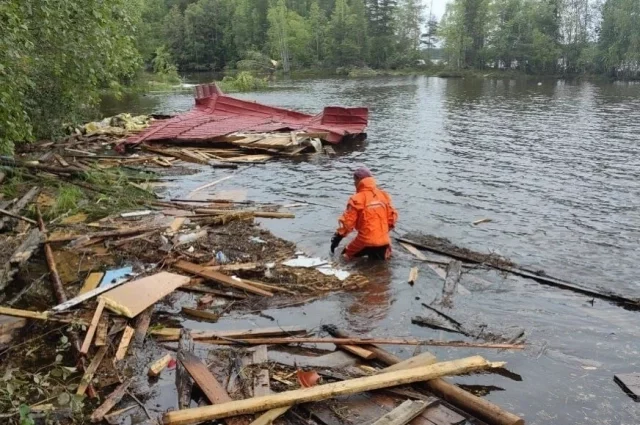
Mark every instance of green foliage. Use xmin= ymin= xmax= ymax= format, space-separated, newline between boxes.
xmin=219 ymin=72 xmax=268 ymax=92
xmin=0 ymin=0 xmax=142 ymax=153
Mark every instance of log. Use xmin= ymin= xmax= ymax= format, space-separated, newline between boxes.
xmin=176 ymin=330 xmax=194 ymax=410
xmin=80 ymin=299 xmax=106 ymax=354
xmin=163 ymin=356 xmax=502 ymax=425
xmin=197 ymin=337 xmax=523 ymax=350
xmin=149 ymin=354 xmax=173 ymax=377
xmin=115 ymin=326 xmax=135 ymax=361
xmin=371 ymin=400 xmax=428 ymax=425
xmin=396 ymin=237 xmax=640 ymax=308
xmin=194 ymin=209 xmax=294 ymax=219
xmin=90 ymin=379 xmax=132 ymax=422
xmin=77 ymin=346 xmax=108 ymax=396
xmin=325 ymin=327 xmax=524 ymax=425
xmin=38 ymin=207 xmax=95 ymax=398
xmin=174 ymin=260 xmax=273 ymax=297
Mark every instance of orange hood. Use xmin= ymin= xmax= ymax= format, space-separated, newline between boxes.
xmin=356 ymin=177 xmax=377 ymax=192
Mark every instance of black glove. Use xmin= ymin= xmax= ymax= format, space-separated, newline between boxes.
xmin=330 ymin=233 xmax=344 ymax=254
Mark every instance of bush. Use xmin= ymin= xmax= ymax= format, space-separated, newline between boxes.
xmin=218 ymin=72 xmax=268 ymax=92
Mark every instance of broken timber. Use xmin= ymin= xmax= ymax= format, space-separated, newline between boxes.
xmin=80 ymin=299 xmax=106 ymax=354
xmin=174 ymin=260 xmax=273 ymax=297
xmin=90 ymin=379 xmax=132 ymax=422
xmin=371 ymin=400 xmax=428 ymax=425
xmin=396 ymin=237 xmax=640 ymax=308
xmin=325 ymin=327 xmax=524 ymax=425
xmin=150 ymin=326 xmax=306 ymax=342
xmin=163 ymin=356 xmax=502 ymax=425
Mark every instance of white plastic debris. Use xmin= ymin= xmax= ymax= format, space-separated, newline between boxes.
xmin=187 ymin=246 xmax=195 ymax=253
xmin=282 ymin=256 xmax=327 ymax=268
xmin=121 ymin=210 xmax=152 ymax=218
xmin=249 ymin=236 xmax=267 ymax=244
xmin=316 ymin=266 xmax=351 ymax=281
xmin=176 ymin=230 xmax=207 ymax=246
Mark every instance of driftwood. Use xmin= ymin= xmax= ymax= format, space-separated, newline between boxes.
xmin=163 ymin=356 xmax=502 ymax=425
xmin=325 ymin=326 xmax=524 ymax=425
xmin=397 ymin=237 xmax=640 ymax=309
xmin=176 ymin=330 xmax=194 ymax=409
xmin=197 ymin=336 xmax=524 ymax=350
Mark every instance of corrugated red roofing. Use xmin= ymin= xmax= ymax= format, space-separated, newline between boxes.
xmin=123 ymin=84 xmax=368 ymax=146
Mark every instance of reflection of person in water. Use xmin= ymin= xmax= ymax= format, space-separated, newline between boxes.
xmin=344 ymin=262 xmax=393 ymax=332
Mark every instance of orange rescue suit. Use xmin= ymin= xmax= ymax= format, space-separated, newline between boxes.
xmin=336 ymin=177 xmax=398 ymax=259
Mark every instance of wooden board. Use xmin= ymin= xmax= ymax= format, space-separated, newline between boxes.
xmin=178 ymin=351 xmax=250 ymax=425
xmin=77 ymin=346 xmax=108 ymax=396
xmin=114 ymin=326 xmax=135 ymax=361
xmin=252 ymin=346 xmax=270 ymax=397
xmin=338 ymin=344 xmax=377 ymax=360
xmin=614 ymin=373 xmax=640 ymax=400
xmin=90 ymin=379 xmax=131 ymax=422
xmin=79 ymin=272 xmax=104 ymax=295
xmin=80 ymin=299 xmax=106 ymax=354
xmin=98 ymin=272 xmax=190 ymax=318
xmin=371 ymin=400 xmax=428 ymax=425
xmin=174 ymin=260 xmax=273 ymax=297
xmin=151 ymin=326 xmax=306 ymax=342
xmin=149 ymin=353 xmax=173 ymax=377
xmin=163 ymin=356 xmax=497 ymax=425
xmin=95 ymin=314 xmax=108 ymax=346
xmin=399 ymin=242 xmax=447 ymax=279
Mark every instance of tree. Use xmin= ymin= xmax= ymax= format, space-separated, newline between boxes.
xmin=308 ymin=1 xmax=329 ymax=62
xmin=0 ymin=0 xmax=142 ymax=153
xmin=327 ymin=0 xmax=361 ymax=65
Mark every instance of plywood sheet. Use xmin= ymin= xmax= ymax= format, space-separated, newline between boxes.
xmin=98 ymin=272 xmax=190 ymax=318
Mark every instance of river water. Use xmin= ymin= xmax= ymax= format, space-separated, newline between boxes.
xmin=102 ymin=76 xmax=640 ymax=425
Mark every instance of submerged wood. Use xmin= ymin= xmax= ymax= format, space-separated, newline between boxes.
xmin=162 ymin=356 xmax=501 ymax=425
xmin=325 ymin=327 xmax=524 ymax=425
xmin=176 ymin=330 xmax=195 ymax=410
xmin=397 ymin=237 xmax=640 ymax=308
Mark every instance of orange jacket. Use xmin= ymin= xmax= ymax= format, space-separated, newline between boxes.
xmin=337 ymin=177 xmax=398 ymax=246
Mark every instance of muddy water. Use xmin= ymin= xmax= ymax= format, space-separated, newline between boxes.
xmin=103 ymin=77 xmax=640 ymax=425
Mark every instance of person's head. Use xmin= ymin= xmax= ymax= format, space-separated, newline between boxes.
xmin=353 ymin=166 xmax=372 ymax=187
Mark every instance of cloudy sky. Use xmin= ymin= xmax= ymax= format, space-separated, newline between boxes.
xmin=425 ymin=0 xmax=450 ymax=20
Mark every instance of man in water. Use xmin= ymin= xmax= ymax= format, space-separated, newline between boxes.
xmin=331 ymin=166 xmax=398 ymax=260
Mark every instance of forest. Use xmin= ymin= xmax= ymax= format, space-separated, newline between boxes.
xmin=1 ymin=0 xmax=639 ymax=152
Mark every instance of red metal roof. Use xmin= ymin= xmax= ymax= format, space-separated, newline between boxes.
xmin=123 ymin=84 xmax=368 ymax=146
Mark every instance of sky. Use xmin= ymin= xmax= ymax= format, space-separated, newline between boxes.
xmin=425 ymin=0 xmax=450 ymax=20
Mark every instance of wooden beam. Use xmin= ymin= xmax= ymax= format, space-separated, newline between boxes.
xmin=337 ymin=344 xmax=377 ymax=360
xmin=163 ymin=356 xmax=502 ymax=425
xmin=90 ymin=379 xmax=131 ymax=422
xmin=173 ymin=260 xmax=273 ymax=297
xmin=80 ymin=299 xmax=106 ymax=354
xmin=194 ymin=209 xmax=294 ymax=219
xmin=114 ymin=326 xmax=135 ymax=361
xmin=77 ymin=346 xmax=108 ymax=396
xmin=371 ymin=400 xmax=428 ymax=425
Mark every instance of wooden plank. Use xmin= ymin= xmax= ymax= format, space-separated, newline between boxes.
xmin=371 ymin=400 xmax=428 ymax=425
xmin=51 ymin=277 xmax=134 ymax=313
xmin=79 ymin=272 xmax=104 ymax=295
xmin=252 ymin=346 xmax=270 ymax=397
xmin=95 ymin=313 xmax=108 ymax=346
xmin=178 ymin=284 xmax=247 ymax=300
xmin=326 ymin=328 xmax=524 ymax=425
xmin=181 ymin=307 xmax=220 ymax=322
xmin=163 ymin=356 xmax=500 ymax=425
xmin=98 ymin=272 xmax=190 ymax=318
xmin=614 ymin=373 xmax=640 ymax=400
xmin=168 ymin=217 xmax=186 ymax=233
xmin=178 ymin=351 xmax=250 ymax=425
xmin=338 ymin=344 xmax=377 ymax=360
xmin=53 ymin=154 xmax=69 ymax=167
xmin=90 ymin=379 xmax=131 ymax=422
xmin=9 ymin=228 xmax=43 ymax=265
xmin=149 ymin=353 xmax=173 ymax=377
xmin=80 ymin=299 xmax=106 ymax=354
xmin=174 ymin=260 xmax=273 ymax=297
xmin=77 ymin=346 xmax=108 ymax=396
xmin=114 ymin=326 xmax=135 ymax=361
xmin=133 ymin=307 xmax=153 ymax=346
xmin=150 ymin=326 xmax=306 ymax=342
